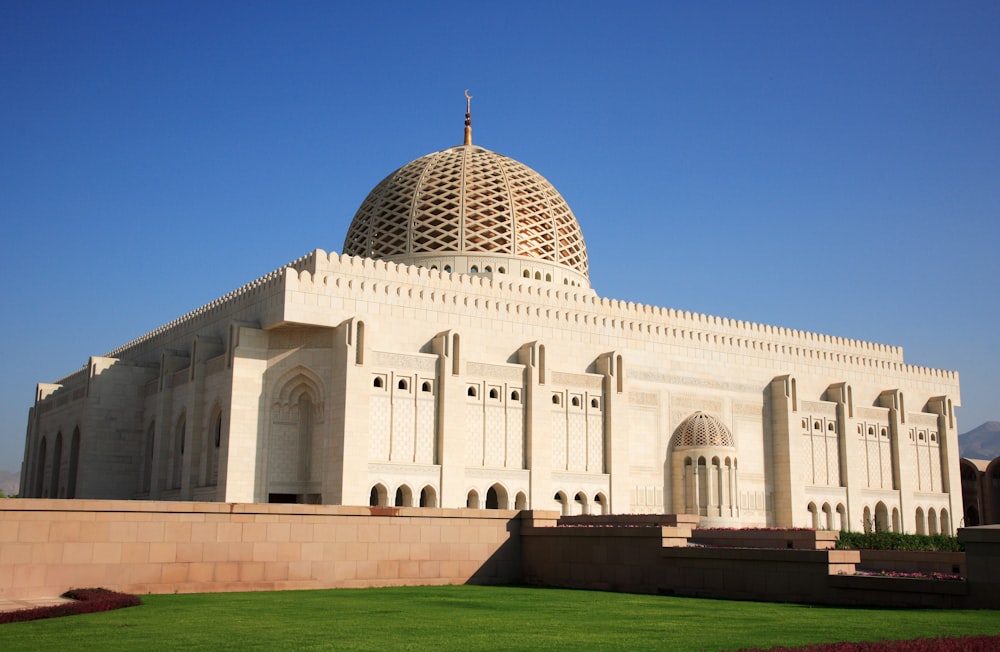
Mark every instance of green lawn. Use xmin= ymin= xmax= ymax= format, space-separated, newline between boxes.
xmin=2 ymin=585 xmax=999 ymax=651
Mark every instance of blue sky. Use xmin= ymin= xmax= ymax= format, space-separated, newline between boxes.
xmin=1 ymin=1 xmax=998 ymax=474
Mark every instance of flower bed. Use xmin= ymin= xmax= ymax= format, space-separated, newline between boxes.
xmin=0 ymin=588 xmax=141 ymax=625
xmin=739 ymin=634 xmax=1000 ymax=651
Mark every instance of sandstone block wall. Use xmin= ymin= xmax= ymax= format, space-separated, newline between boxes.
xmin=0 ymin=500 xmax=520 ymax=599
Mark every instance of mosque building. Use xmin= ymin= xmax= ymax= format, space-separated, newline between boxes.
xmin=21 ymin=96 xmax=962 ymax=534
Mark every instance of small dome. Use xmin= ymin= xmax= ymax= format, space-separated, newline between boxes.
xmin=342 ymin=144 xmax=589 ymax=286
xmin=670 ymin=412 xmax=735 ymax=449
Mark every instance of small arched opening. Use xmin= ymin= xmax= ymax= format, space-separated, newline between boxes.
xmin=836 ymin=504 xmax=847 ymax=531
xmin=394 ymin=485 xmax=413 ymax=507
xmin=554 ymin=491 xmax=568 ymax=516
xmin=486 ymin=484 xmax=508 ymax=510
xmin=807 ymin=502 xmax=819 ymax=529
xmin=466 ymin=489 xmax=480 ymax=509
xmin=67 ymin=427 xmax=81 ymax=499
xmin=419 ymin=485 xmax=438 ymax=508
xmin=50 ymin=432 xmax=63 ymax=498
xmin=594 ymin=492 xmax=608 ymax=515
xmin=369 ymin=483 xmax=388 ymax=507
xmin=874 ymin=502 xmax=889 ymax=533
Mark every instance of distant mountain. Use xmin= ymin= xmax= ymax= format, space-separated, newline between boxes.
xmin=959 ymin=421 xmax=1000 ymax=460
xmin=0 ymin=469 xmax=19 ymax=497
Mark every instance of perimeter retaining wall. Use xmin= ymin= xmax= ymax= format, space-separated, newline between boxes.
xmin=2 ymin=500 xmax=999 ymax=608
xmin=0 ymin=499 xmax=520 ymax=599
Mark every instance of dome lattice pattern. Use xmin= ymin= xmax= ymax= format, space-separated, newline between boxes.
xmin=343 ymin=145 xmax=589 ymax=277
xmin=670 ymin=412 xmax=735 ymax=449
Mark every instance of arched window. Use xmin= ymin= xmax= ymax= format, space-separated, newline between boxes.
xmin=534 ymin=271 xmax=541 ymax=280
xmin=142 ymin=423 xmax=155 ymax=494
xmin=498 ymin=267 xmax=505 ymax=274
xmin=940 ymin=508 xmax=950 ymax=535
xmin=554 ymin=491 xmax=568 ymax=516
xmin=213 ymin=414 xmax=222 ymax=448
xmin=419 ymin=485 xmax=437 ymax=508
xmin=574 ymin=492 xmax=589 ymax=515
xmin=467 ymin=386 xmax=478 ymax=398
xmin=545 ymin=273 xmax=552 ymax=282
xmin=484 ymin=266 xmax=492 ymax=273
xmin=915 ymin=507 xmax=926 ymax=534
xmin=874 ymin=502 xmax=889 ymax=533
xmin=807 ymin=502 xmax=819 ymax=529
xmin=50 ymin=432 xmax=63 ymax=498
xmin=209 ymin=412 xmax=223 ymax=486
xmin=369 ymin=483 xmax=388 ymax=507
xmin=514 ymin=491 xmax=527 ymax=510
xmin=552 ymin=394 xmax=561 ymax=405
xmin=395 ymin=485 xmax=412 ymax=507
xmin=421 ymin=381 xmax=432 ymax=393
xmin=467 ymin=489 xmax=480 ymax=509
xmin=444 ymin=265 xmax=452 ymax=273
xmin=571 ymin=396 xmax=581 ymax=407
xmin=510 ymin=390 xmax=520 ymax=402
xmin=928 ymin=507 xmax=939 ymax=535
xmin=67 ymin=428 xmax=81 ymax=499
xmin=594 ymin=492 xmax=608 ymax=515
xmin=822 ymin=503 xmax=833 ymax=530
xmin=397 ymin=378 xmax=409 ymax=390
xmin=489 ymin=388 xmax=499 ymax=399
xmin=590 ymin=398 xmax=599 ymax=409
xmin=470 ymin=265 xmax=479 ymax=273
xmin=172 ymin=415 xmax=186 ymax=490
xmin=373 ymin=376 xmax=384 ymax=388
xmin=35 ymin=437 xmax=46 ymax=498
xmin=522 ymin=270 xmax=530 ymax=278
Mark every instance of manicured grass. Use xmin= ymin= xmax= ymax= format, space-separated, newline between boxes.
xmin=2 ymin=585 xmax=999 ymax=651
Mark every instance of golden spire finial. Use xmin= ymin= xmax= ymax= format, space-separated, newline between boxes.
xmin=464 ymin=89 xmax=473 ymax=146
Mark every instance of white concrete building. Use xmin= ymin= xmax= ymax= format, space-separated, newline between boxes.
xmin=21 ymin=106 xmax=962 ymax=534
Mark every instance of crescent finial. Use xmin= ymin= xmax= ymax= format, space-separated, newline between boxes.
xmin=463 ymin=89 xmax=473 ymax=145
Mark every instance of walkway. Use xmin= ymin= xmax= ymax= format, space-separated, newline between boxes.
xmin=0 ymin=596 xmax=73 ymax=613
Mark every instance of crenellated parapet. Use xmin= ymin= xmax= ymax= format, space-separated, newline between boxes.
xmin=104 ymin=252 xmax=314 ymax=361
xmin=288 ymin=250 xmax=958 ymax=385
xmin=96 ymin=248 xmax=958 ymax=388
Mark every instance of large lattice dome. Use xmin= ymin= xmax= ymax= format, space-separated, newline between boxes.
xmin=342 ymin=143 xmax=590 ymax=288
xmin=670 ymin=412 xmax=736 ymax=449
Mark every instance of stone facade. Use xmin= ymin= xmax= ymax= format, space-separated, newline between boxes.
xmin=21 ymin=136 xmax=962 ymax=534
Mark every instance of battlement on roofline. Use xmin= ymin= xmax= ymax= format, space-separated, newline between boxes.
xmin=104 ymin=248 xmax=957 ymax=383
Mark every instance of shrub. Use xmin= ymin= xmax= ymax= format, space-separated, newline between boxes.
xmin=0 ymin=588 xmax=141 ymax=625
xmin=835 ymin=531 xmax=962 ymax=552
